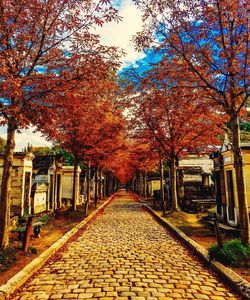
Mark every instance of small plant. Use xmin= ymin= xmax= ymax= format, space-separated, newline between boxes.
xmin=207 ymin=207 xmax=216 ymax=214
xmin=37 ymin=214 xmax=50 ymax=224
xmin=0 ymin=248 xmax=17 ymax=271
xmin=209 ymin=239 xmax=250 ymax=267
xmin=28 ymin=246 xmax=38 ymax=255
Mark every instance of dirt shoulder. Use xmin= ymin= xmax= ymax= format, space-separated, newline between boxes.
xmin=0 ymin=198 xmax=108 ymax=286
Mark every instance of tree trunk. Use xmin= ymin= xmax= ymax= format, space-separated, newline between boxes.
xmin=112 ymin=175 xmax=115 ymax=193
xmin=103 ymin=172 xmax=107 ymax=197
xmin=135 ymin=172 xmax=138 ymax=193
xmin=106 ymin=172 xmax=109 ymax=196
xmin=138 ymin=172 xmax=140 ymax=194
xmin=98 ymin=169 xmax=102 ymax=200
xmin=106 ymin=172 xmax=110 ymax=196
xmin=0 ymin=123 xmax=16 ymax=249
xmin=113 ymin=176 xmax=117 ymax=192
xmin=108 ymin=174 xmax=111 ymax=195
xmin=231 ymin=113 xmax=250 ymax=244
xmin=109 ymin=174 xmax=114 ymax=195
xmin=22 ymin=216 xmax=33 ymax=252
xmin=72 ymin=158 xmax=78 ymax=211
xmin=160 ymin=159 xmax=166 ymax=216
xmin=219 ymin=154 xmax=227 ymax=223
xmin=111 ymin=175 xmax=114 ymax=193
xmin=94 ymin=167 xmax=98 ymax=208
xmin=140 ymin=171 xmax=143 ymax=195
xmin=143 ymin=171 xmax=147 ymax=198
xmin=137 ymin=171 xmax=141 ymax=195
xmin=170 ymin=156 xmax=179 ymax=212
xmin=85 ymin=161 xmax=91 ymax=216
xmin=133 ymin=174 xmax=136 ymax=193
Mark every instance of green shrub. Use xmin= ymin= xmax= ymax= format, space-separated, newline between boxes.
xmin=0 ymin=248 xmax=17 ymax=271
xmin=209 ymin=239 xmax=250 ymax=267
xmin=37 ymin=214 xmax=50 ymax=224
xmin=28 ymin=246 xmax=38 ymax=254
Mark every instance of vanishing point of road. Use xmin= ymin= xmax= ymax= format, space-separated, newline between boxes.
xmin=12 ymin=191 xmax=239 ymax=300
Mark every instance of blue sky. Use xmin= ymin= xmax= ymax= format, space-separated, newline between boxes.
xmin=0 ymin=0 xmax=154 ymax=150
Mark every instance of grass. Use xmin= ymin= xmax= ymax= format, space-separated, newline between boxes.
xmin=209 ymin=239 xmax=250 ymax=267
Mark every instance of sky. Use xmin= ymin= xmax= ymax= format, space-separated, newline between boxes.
xmin=0 ymin=0 xmax=147 ymax=151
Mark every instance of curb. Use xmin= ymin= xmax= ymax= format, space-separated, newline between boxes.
xmin=0 ymin=194 xmax=116 ymax=300
xmin=144 ymin=204 xmax=250 ymax=300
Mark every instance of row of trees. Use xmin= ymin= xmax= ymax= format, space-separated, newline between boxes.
xmin=0 ymin=0 xmax=159 ymax=250
xmin=125 ymin=65 xmax=224 ymax=211
xmin=124 ymin=0 xmax=250 ymax=244
xmin=0 ymin=0 xmax=126 ymax=249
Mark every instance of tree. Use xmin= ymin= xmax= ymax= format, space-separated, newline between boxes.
xmin=129 ymin=141 xmax=159 ymax=196
xmin=134 ymin=0 xmax=250 ymax=243
xmin=107 ymin=148 xmax=137 ymax=185
xmin=0 ymin=0 xmax=121 ymax=248
xmin=28 ymin=145 xmax=74 ymax=165
xmin=83 ymin=95 xmax=126 ymax=206
xmin=39 ymin=69 xmax=124 ymax=212
xmin=127 ymin=63 xmax=224 ymax=212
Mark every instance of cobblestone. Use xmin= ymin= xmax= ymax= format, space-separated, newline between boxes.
xmin=12 ymin=192 xmax=239 ymax=299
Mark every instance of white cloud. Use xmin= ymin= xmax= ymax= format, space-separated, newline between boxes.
xmin=95 ymin=0 xmax=146 ymax=68
xmin=0 ymin=126 xmax=51 ymax=151
xmin=15 ymin=128 xmax=51 ymax=151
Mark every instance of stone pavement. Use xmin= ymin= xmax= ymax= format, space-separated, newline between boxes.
xmin=12 ymin=191 xmax=239 ymax=300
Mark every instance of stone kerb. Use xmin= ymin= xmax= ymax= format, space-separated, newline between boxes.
xmin=0 ymin=193 xmax=117 ymax=300
xmin=144 ymin=204 xmax=250 ymax=300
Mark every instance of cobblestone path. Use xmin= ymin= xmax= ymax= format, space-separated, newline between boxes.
xmin=13 ymin=191 xmax=239 ymax=300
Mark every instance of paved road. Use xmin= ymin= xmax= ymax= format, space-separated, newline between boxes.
xmin=13 ymin=191 xmax=239 ymax=300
